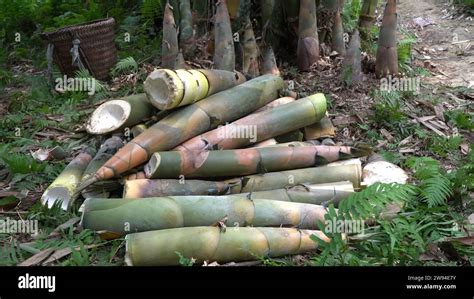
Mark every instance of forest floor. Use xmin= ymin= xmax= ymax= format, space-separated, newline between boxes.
xmin=0 ymin=0 xmax=472 ymax=266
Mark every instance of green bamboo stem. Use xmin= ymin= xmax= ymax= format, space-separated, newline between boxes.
xmin=81 ymin=196 xmax=328 ymax=236
xmin=123 ymin=178 xmax=234 ymax=198
xmin=144 ymin=68 xmax=246 ymax=110
xmin=179 ymin=0 xmax=195 ymax=56
xmin=297 ymin=0 xmax=320 ymax=71
xmin=227 ymin=159 xmax=363 ymax=193
xmin=85 ymin=94 xmax=156 ymax=135
xmin=174 ymin=93 xmax=327 ymax=152
xmin=83 ymin=75 xmax=283 ymax=186
xmin=341 ymin=30 xmax=363 ymax=86
xmin=125 ymin=227 xmax=328 ymax=266
xmin=236 ymin=181 xmax=355 ymax=206
xmin=80 ymin=136 xmax=123 ymax=199
xmin=214 ymin=0 xmax=236 ymax=71
xmin=375 ymin=0 xmax=398 ymax=78
xmin=304 ymin=115 xmax=336 ymax=139
xmin=162 ymin=1 xmax=179 ymax=69
xmin=41 ymin=148 xmax=96 ymax=210
xmin=145 ymin=144 xmax=371 ymax=179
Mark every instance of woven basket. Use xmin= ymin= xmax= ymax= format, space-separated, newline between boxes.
xmin=42 ymin=18 xmax=117 ymax=81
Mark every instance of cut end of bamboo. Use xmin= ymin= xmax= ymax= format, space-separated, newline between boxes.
xmin=86 ymin=100 xmax=132 ymax=135
xmin=144 ymin=69 xmax=183 ymax=110
xmin=144 ymin=153 xmax=161 ymax=178
xmin=41 ymin=187 xmax=72 ymax=210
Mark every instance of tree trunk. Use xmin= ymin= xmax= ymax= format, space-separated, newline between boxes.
xmin=375 ymin=0 xmax=398 ymax=78
xmin=297 ymin=0 xmax=320 ymax=71
xmin=161 ymin=0 xmax=179 ymax=68
xmin=214 ymin=0 xmax=236 ymax=71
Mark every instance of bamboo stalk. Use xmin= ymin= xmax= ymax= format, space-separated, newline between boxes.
xmin=341 ymin=30 xmax=363 ymax=86
xmin=80 ymin=136 xmax=124 ymax=199
xmin=253 ymin=96 xmax=295 ymax=113
xmin=261 ymin=46 xmax=280 ymax=76
xmin=125 ymin=227 xmax=328 ymax=266
xmin=304 ymin=116 xmax=336 ymax=139
xmin=85 ymin=94 xmax=155 ymax=135
xmin=162 ymin=1 xmax=179 ymax=69
xmin=242 ymin=17 xmax=260 ymax=77
xmin=251 ymin=138 xmax=278 ymax=148
xmin=145 ymin=144 xmax=371 ymax=179
xmin=81 ymin=196 xmax=328 ymax=235
xmin=179 ymin=0 xmax=195 ymax=56
xmin=144 ymin=68 xmax=246 ymax=110
xmin=375 ymin=0 xmax=398 ymax=78
xmin=79 ymin=75 xmax=284 ymax=189
xmin=123 ymin=178 xmax=233 ymax=198
xmin=174 ymin=93 xmax=327 ymax=152
xmin=41 ymin=148 xmax=96 ymax=210
xmin=214 ymin=0 xmax=236 ymax=71
xmin=130 ymin=124 xmax=147 ymax=138
xmin=297 ymin=0 xmax=320 ymax=71
xmin=227 ymin=159 xmax=363 ymax=193
xmin=236 ymin=181 xmax=355 ymax=206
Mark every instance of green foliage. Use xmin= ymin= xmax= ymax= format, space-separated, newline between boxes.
xmin=427 ymin=135 xmax=463 ymax=158
xmin=445 ymin=109 xmax=474 ymax=131
xmin=398 ymin=29 xmax=417 ymax=74
xmin=112 ymin=57 xmax=139 ymax=76
xmin=342 ymin=0 xmax=361 ymax=33
xmin=176 ymin=251 xmax=195 ymax=266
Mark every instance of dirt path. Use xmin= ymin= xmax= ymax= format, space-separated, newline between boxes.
xmin=398 ymin=0 xmax=473 ymax=88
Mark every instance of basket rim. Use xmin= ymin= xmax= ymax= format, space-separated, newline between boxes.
xmin=42 ymin=17 xmax=115 ymax=38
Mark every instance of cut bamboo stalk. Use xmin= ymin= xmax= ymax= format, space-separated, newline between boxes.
xmin=85 ymin=94 xmax=155 ymax=135
xmin=41 ymin=148 xmax=96 ymax=210
xmin=274 ymin=130 xmax=304 ymax=143
xmin=375 ymin=0 xmax=398 ymax=78
xmin=261 ymin=46 xmax=280 ymax=76
xmin=254 ymin=96 xmax=295 ymax=113
xmin=236 ymin=181 xmax=355 ymax=206
xmin=179 ymin=0 xmax=195 ymax=56
xmin=81 ymin=136 xmax=124 ymax=199
xmin=214 ymin=0 xmax=236 ymax=71
xmin=227 ymin=159 xmax=363 ymax=193
xmin=144 ymin=68 xmax=246 ymax=110
xmin=162 ymin=1 xmax=179 ymax=69
xmin=174 ymin=93 xmax=327 ymax=152
xmin=125 ymin=172 xmax=146 ymax=181
xmin=297 ymin=0 xmax=320 ymax=71
xmin=78 ymin=75 xmax=284 ymax=189
xmin=125 ymin=227 xmax=329 ymax=266
xmin=131 ymin=124 xmax=147 ymax=138
xmin=81 ymin=196 xmax=328 ymax=235
xmin=123 ymin=178 xmax=233 ymax=198
xmin=304 ymin=116 xmax=336 ymax=139
xmin=341 ymin=30 xmax=363 ymax=86
xmin=250 ymin=138 xmax=278 ymax=148
xmin=242 ymin=17 xmax=260 ymax=77
xmin=145 ymin=144 xmax=370 ymax=179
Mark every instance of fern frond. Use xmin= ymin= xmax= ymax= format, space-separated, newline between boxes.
xmin=405 ymin=156 xmax=440 ymax=180
xmin=112 ymin=56 xmax=138 ymax=76
xmin=419 ymin=174 xmax=453 ymax=207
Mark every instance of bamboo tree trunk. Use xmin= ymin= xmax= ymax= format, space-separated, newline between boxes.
xmin=214 ymin=0 xmax=236 ymax=71
xmin=144 ymin=68 xmax=245 ymax=110
xmin=123 ymin=178 xmax=234 ymax=198
xmin=81 ymin=196 xmax=328 ymax=235
xmin=261 ymin=46 xmax=280 ymax=76
xmin=78 ymin=75 xmax=283 ymax=189
xmin=297 ymin=0 xmax=320 ymax=71
xmin=375 ymin=0 xmax=398 ymax=78
xmin=125 ymin=227 xmax=329 ymax=266
xmin=41 ymin=148 xmax=96 ymax=210
xmin=145 ymin=145 xmax=370 ymax=179
xmin=162 ymin=0 xmax=179 ymax=68
xmin=341 ymin=30 xmax=363 ymax=86
xmin=85 ymin=94 xmax=155 ymax=135
xmin=174 ymin=93 xmax=327 ymax=152
xmin=179 ymin=0 xmax=195 ymax=56
xmin=359 ymin=0 xmax=378 ymax=40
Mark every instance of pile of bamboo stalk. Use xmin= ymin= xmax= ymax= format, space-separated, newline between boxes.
xmin=39 ymin=0 xmax=407 ymax=265
xmin=40 ymin=69 xmax=375 ymax=266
